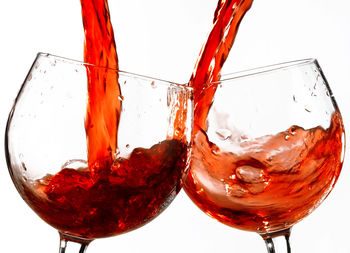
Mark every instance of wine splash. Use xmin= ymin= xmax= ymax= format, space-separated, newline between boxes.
xmin=190 ymin=0 xmax=253 ymax=132
xmin=21 ymin=140 xmax=187 ymax=239
xmin=16 ymin=0 xmax=253 ymax=240
xmin=17 ymin=0 xmax=191 ymax=240
xmin=80 ymin=0 xmax=121 ymax=168
xmin=184 ymin=112 xmax=344 ymax=233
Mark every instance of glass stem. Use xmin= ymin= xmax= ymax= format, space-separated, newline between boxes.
xmin=59 ymin=233 xmax=91 ymax=253
xmin=260 ymin=228 xmax=291 ymax=253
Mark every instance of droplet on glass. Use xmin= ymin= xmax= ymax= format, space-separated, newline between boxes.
xmin=150 ymin=81 xmax=156 ymax=88
xmin=215 ymin=129 xmax=232 ymax=140
xmin=61 ymin=159 xmax=88 ymax=170
xmin=240 ymin=135 xmax=248 ymax=141
xmin=289 ymin=126 xmax=296 ymax=136
xmin=21 ymin=162 xmax=27 ymax=171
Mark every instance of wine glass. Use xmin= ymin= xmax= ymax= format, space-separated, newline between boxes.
xmin=5 ymin=53 xmax=192 ymax=252
xmin=183 ymin=59 xmax=345 ymax=252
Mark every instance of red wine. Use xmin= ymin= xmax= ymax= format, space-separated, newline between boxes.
xmin=21 ymin=140 xmax=187 ymax=239
xmin=17 ymin=0 xmax=190 ymax=240
xmin=189 ymin=0 xmax=253 ymax=133
xmin=80 ymin=0 xmax=121 ymax=168
xmin=184 ymin=112 xmax=344 ymax=233
xmin=183 ymin=0 xmax=344 ymax=235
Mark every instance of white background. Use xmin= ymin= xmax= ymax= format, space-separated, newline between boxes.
xmin=1 ymin=0 xmax=350 ymax=252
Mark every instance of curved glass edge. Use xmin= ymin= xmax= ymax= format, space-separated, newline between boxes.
xmin=189 ymin=58 xmax=317 ymax=88
xmin=221 ymin=58 xmax=316 ymax=80
xmin=36 ymin=52 xmax=193 ymax=92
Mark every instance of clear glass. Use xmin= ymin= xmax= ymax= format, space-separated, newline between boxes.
xmin=5 ymin=53 xmax=193 ymax=251
xmin=183 ymin=59 xmax=345 ymax=252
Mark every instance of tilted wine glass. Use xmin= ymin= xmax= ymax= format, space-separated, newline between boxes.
xmin=183 ymin=59 xmax=345 ymax=252
xmin=5 ymin=53 xmax=192 ymax=252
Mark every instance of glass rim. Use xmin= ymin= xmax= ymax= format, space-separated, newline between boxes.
xmin=36 ymin=52 xmax=193 ymax=91
xmin=196 ymin=58 xmax=319 ymax=88
xmin=39 ymin=53 xmax=318 ymax=92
